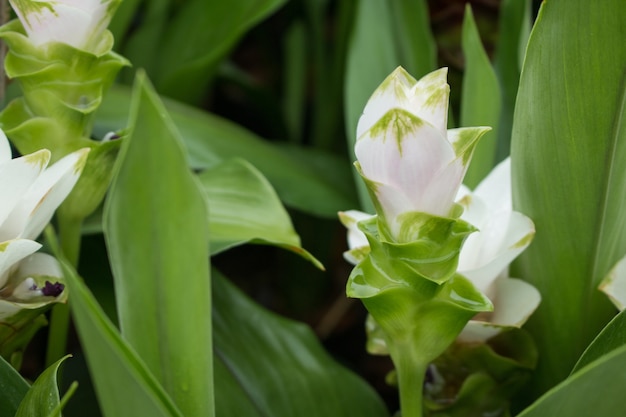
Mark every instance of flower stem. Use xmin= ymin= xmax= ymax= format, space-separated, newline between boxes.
xmin=391 ymin=343 xmax=427 ymax=417
xmin=45 ymin=213 xmax=82 ymax=367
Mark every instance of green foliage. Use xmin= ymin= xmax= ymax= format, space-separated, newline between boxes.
xmin=14 ymin=356 xmax=76 ymax=417
xmin=0 ymin=355 xmax=29 ymax=416
xmin=571 ymin=309 xmax=626 ymax=374
xmin=460 ymin=5 xmax=501 ymax=188
xmin=511 ymin=0 xmax=626 ymax=393
xmin=104 ymin=73 xmax=214 ymax=417
xmin=94 ymin=86 xmax=358 ymax=218
xmin=212 ymin=270 xmax=388 ymax=417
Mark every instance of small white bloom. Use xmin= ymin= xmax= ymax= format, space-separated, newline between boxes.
xmin=355 ymin=67 xmax=490 ymax=241
xmin=9 ymin=0 xmax=120 ymax=53
xmin=599 ymin=254 xmax=626 ymax=311
xmin=0 ymin=129 xmax=89 ymax=242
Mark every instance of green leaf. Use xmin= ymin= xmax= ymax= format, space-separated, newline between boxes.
xmin=388 ymin=0 xmax=436 ymax=78
xmin=516 ymin=342 xmax=626 ymax=417
xmin=154 ymin=0 xmax=287 ymax=103
xmin=460 ymin=4 xmax=501 ymax=188
xmin=571 ymin=309 xmax=626 ymax=374
xmin=511 ymin=0 xmax=626 ymax=393
xmin=493 ymin=0 xmax=531 ymax=160
xmin=0 ymin=355 xmax=29 ymax=417
xmin=104 ymin=73 xmax=214 ymax=416
xmin=198 ymin=158 xmax=322 ymax=268
xmin=48 ymin=234 xmax=183 ymax=417
xmin=14 ymin=355 xmax=74 ymax=417
xmin=95 ymin=85 xmax=357 ymax=217
xmin=212 ymin=270 xmax=389 ymax=417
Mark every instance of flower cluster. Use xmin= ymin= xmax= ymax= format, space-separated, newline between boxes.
xmin=0 ymin=129 xmax=87 ymax=319
xmin=341 ymin=67 xmax=539 ymax=344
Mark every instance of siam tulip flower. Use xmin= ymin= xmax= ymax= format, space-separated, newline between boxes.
xmin=599 ymin=254 xmax=626 ymax=311
xmin=8 ymin=0 xmax=121 ymax=54
xmin=0 ymin=128 xmax=88 ymax=319
xmin=341 ymin=157 xmax=540 ymax=344
xmin=355 ymin=66 xmax=490 ymax=242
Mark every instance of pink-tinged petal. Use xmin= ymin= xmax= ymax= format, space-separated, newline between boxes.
xmin=356 ymin=67 xmax=419 ymax=139
xmin=18 ymin=148 xmax=89 ymax=240
xmin=599 ymin=254 xmax=626 ymax=310
xmin=459 ymin=211 xmax=535 ymax=293
xmin=356 ymin=110 xmax=456 ymax=219
xmin=458 ymin=277 xmax=541 ymax=343
xmin=474 ymin=157 xmax=512 ymax=214
xmin=408 ymin=68 xmax=450 ymax=137
xmin=0 ymin=239 xmax=41 ymax=288
xmin=0 ymin=150 xmax=50 ymax=237
xmin=0 ymin=129 xmax=12 ymax=164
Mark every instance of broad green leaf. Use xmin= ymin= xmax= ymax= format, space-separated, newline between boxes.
xmin=0 ymin=355 xmax=29 ymax=416
xmin=198 ymin=158 xmax=322 ymax=268
xmin=104 ymin=73 xmax=214 ymax=417
xmin=511 ymin=0 xmax=626 ymax=393
xmin=493 ymin=0 xmax=531 ymax=160
xmin=94 ymin=85 xmax=357 ymax=217
xmin=571 ymin=309 xmax=626 ymax=374
xmin=212 ymin=270 xmax=389 ymax=417
xmin=15 ymin=356 xmax=74 ymax=417
xmin=460 ymin=5 xmax=501 ymax=188
xmin=49 ymin=238 xmax=183 ymax=417
xmin=516 ymin=342 xmax=626 ymax=417
xmin=154 ymin=0 xmax=287 ymax=103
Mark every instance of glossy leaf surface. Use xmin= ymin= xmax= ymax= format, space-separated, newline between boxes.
xmin=571 ymin=309 xmax=626 ymax=374
xmin=0 ymin=355 xmax=29 ymax=417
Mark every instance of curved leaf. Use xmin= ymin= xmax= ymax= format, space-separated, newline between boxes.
xmin=15 ymin=355 xmax=74 ymax=417
xmin=198 ymin=158 xmax=322 ymax=268
xmin=517 ymin=342 xmax=626 ymax=417
xmin=571 ymin=309 xmax=626 ymax=374
xmin=212 ymin=270 xmax=389 ymax=417
xmin=511 ymin=0 xmax=626 ymax=392
xmin=94 ymin=86 xmax=357 ymax=218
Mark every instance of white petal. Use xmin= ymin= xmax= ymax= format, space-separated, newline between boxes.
xmin=14 ymin=252 xmax=63 ymax=279
xmin=18 ymin=148 xmax=89 ymax=240
xmin=338 ymin=210 xmax=374 ymax=250
xmin=0 ymin=239 xmax=42 ymax=288
xmin=356 ymin=112 xmax=457 ymax=219
xmin=0 ymin=150 xmax=50 ymax=240
xmin=408 ymin=67 xmax=450 ymax=137
xmin=458 ymin=277 xmax=541 ymax=343
xmin=459 ymin=211 xmax=535 ymax=293
xmin=356 ymin=67 xmax=419 ymax=139
xmin=490 ymin=277 xmax=541 ymax=327
xmin=0 ymin=129 xmax=12 ymax=164
xmin=474 ymin=157 xmax=512 ymax=214
xmin=599 ymin=254 xmax=626 ymax=310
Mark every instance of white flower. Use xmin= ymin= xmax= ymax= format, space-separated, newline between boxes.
xmin=354 ymin=67 xmax=490 ymax=241
xmin=599 ymin=254 xmax=626 ymax=311
xmin=340 ymin=158 xmax=540 ymax=343
xmin=8 ymin=0 xmax=120 ymax=53
xmin=0 ymin=128 xmax=88 ymax=317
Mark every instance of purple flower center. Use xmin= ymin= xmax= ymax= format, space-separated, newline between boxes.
xmin=42 ymin=281 xmax=65 ymax=297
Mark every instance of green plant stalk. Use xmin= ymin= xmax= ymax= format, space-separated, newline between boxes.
xmin=45 ymin=214 xmax=83 ymax=367
xmin=391 ymin=342 xmax=427 ymax=417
